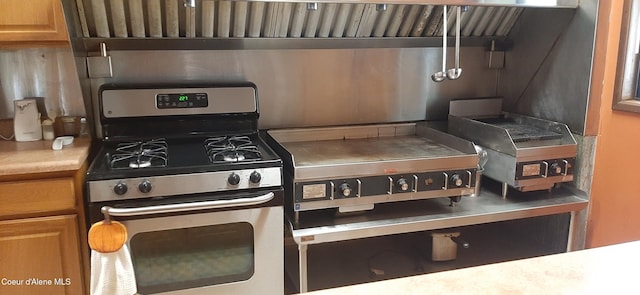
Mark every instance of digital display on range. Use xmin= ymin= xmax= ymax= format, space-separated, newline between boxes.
xmin=156 ymin=93 xmax=208 ymax=109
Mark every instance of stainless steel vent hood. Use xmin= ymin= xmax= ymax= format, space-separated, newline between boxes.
xmin=71 ymin=0 xmax=578 ymax=50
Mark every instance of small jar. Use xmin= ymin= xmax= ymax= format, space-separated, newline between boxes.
xmin=79 ymin=117 xmax=89 ymax=137
xmin=41 ymin=119 xmax=55 ymax=140
xmin=57 ymin=116 xmax=79 ymax=136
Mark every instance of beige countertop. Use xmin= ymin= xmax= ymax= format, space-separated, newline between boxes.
xmin=0 ymin=137 xmax=92 ymax=177
xmin=304 ymin=240 xmax=640 ymax=295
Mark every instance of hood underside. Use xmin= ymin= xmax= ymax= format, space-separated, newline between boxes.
xmin=74 ymin=0 xmax=575 ymax=42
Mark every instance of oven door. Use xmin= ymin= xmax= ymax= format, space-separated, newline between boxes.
xmin=104 ymin=192 xmax=283 ymax=295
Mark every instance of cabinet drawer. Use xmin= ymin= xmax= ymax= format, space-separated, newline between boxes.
xmin=0 ymin=178 xmax=75 ymax=217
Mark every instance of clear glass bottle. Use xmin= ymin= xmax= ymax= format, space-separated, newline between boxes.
xmin=79 ymin=117 xmax=89 ymax=137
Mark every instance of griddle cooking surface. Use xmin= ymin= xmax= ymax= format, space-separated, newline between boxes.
xmin=281 ymin=135 xmax=465 ymax=168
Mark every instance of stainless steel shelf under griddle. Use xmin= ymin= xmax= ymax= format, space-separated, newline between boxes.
xmin=287 ymin=183 xmax=588 ymax=292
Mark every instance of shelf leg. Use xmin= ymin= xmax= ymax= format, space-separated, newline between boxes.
xmin=298 ymin=243 xmax=308 ymax=293
xmin=502 ymin=182 xmax=509 ymax=199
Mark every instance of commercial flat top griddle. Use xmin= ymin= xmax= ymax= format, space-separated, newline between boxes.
xmin=266 ymin=122 xmax=479 ymax=222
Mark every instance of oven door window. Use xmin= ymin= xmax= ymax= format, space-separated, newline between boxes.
xmin=129 ymin=222 xmax=254 ymax=294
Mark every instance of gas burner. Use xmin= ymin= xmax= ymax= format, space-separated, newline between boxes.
xmin=110 ymin=139 xmax=168 ymax=169
xmin=205 ymin=136 xmax=262 ymax=163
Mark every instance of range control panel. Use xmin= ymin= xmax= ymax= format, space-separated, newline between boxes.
xmin=515 ymin=158 xmax=576 ymax=180
xmin=156 ymin=93 xmax=208 ymax=109
xmin=294 ymin=170 xmax=476 ymax=203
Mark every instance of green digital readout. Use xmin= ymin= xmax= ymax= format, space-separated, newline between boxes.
xmin=156 ymin=93 xmax=208 ymax=109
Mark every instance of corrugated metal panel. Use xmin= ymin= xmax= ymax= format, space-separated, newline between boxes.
xmin=79 ymin=0 xmax=526 ymax=39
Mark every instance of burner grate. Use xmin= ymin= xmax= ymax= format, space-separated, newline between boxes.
xmin=110 ymin=138 xmax=168 ymax=169
xmin=205 ymin=136 xmax=262 ymax=163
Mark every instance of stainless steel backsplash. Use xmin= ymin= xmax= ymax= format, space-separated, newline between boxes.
xmin=85 ymin=47 xmax=498 ymax=134
xmin=0 ymin=48 xmax=86 ymax=120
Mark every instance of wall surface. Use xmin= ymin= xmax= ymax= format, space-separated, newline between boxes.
xmin=586 ymin=0 xmax=640 ymax=247
xmin=0 ymin=47 xmax=85 ymax=119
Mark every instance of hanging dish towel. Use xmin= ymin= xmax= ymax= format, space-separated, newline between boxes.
xmin=88 ymin=219 xmax=137 ymax=295
xmin=90 ymin=245 xmax=137 ymax=295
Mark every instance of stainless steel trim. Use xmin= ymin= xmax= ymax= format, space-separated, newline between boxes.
xmin=80 ymin=36 xmax=502 ymax=51
xmin=101 ymin=86 xmax=257 ymax=118
xmin=442 ymin=172 xmax=449 ymax=190
xmin=298 ymin=243 xmax=308 ymax=293
xmin=387 ymin=177 xmax=393 ymax=194
xmin=356 ymin=179 xmax=362 ymax=197
xmin=413 ymin=174 xmax=419 ymax=192
xmin=466 ymin=170 xmax=472 ymax=188
xmin=88 ymin=167 xmax=283 ymax=202
xmin=102 ymin=192 xmax=274 ymax=217
xmin=562 ymin=159 xmax=569 ymax=176
xmin=541 ymin=161 xmax=549 ymax=178
xmin=502 ymin=182 xmax=508 ymax=198
xmin=330 ymin=181 xmax=335 ymax=200
xmin=294 ymin=187 xmax=473 ymax=211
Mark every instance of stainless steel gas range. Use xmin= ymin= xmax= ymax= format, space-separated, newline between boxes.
xmin=266 ymin=122 xmax=479 ymax=223
xmin=85 ymin=83 xmax=284 ymax=295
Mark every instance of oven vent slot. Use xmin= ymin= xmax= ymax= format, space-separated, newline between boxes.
xmin=76 ymin=0 xmax=525 ymax=39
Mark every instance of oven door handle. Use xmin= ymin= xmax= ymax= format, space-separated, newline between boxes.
xmin=101 ymin=192 xmax=275 ymax=218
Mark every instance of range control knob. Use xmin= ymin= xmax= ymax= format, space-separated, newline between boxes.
xmin=397 ymin=178 xmax=409 ymax=191
xmin=450 ymin=174 xmax=463 ymax=187
xmin=228 ymin=173 xmax=241 ymax=186
xmin=339 ymin=183 xmax=352 ymax=197
xmin=550 ymin=163 xmax=562 ymax=175
xmin=139 ymin=180 xmax=152 ymax=193
xmin=249 ymin=171 xmax=262 ymax=184
xmin=113 ymin=181 xmax=128 ymax=195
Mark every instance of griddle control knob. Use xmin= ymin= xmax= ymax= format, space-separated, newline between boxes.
xmin=139 ymin=180 xmax=152 ymax=193
xmin=550 ymin=163 xmax=562 ymax=175
xmin=397 ymin=178 xmax=409 ymax=191
xmin=113 ymin=181 xmax=128 ymax=196
xmin=450 ymin=174 xmax=463 ymax=187
xmin=249 ymin=171 xmax=262 ymax=184
xmin=339 ymin=183 xmax=352 ymax=197
xmin=228 ymin=173 xmax=241 ymax=186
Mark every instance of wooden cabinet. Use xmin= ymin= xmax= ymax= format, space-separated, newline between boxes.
xmin=0 ymin=164 xmax=88 ymax=295
xmin=0 ymin=215 xmax=84 ymax=295
xmin=0 ymin=0 xmax=69 ymax=45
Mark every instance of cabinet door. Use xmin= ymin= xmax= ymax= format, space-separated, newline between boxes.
xmin=0 ymin=215 xmax=84 ymax=295
xmin=0 ymin=0 xmax=69 ymax=43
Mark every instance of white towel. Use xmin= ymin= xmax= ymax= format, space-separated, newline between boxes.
xmin=90 ymin=244 xmax=137 ymax=295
